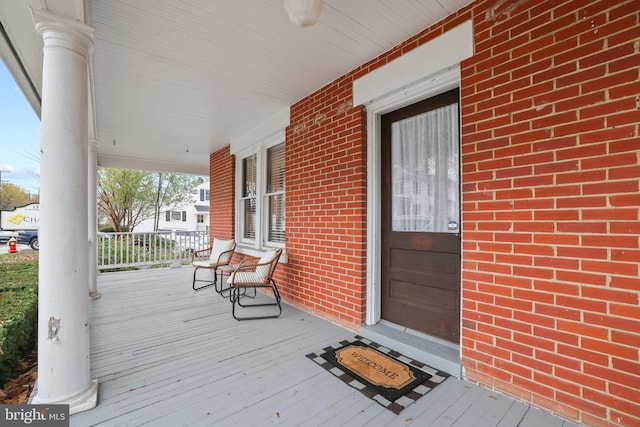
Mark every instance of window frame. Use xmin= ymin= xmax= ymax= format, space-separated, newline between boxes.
xmin=239 ymin=153 xmax=258 ymax=243
xmin=264 ymin=143 xmax=286 ymax=246
xmin=235 ymin=130 xmax=286 ymax=252
xmin=166 ymin=210 xmax=186 ymax=222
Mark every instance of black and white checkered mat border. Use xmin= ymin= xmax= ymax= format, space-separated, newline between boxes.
xmin=305 ymin=335 xmax=449 ymax=414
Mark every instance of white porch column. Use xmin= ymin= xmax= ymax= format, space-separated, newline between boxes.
xmin=31 ymin=9 xmax=98 ymax=413
xmin=88 ymin=139 xmax=100 ymax=299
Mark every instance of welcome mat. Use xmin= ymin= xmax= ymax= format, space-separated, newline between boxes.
xmin=306 ymin=336 xmax=449 ymax=414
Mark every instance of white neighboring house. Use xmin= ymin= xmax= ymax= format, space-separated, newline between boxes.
xmin=136 ymin=180 xmax=210 ymax=233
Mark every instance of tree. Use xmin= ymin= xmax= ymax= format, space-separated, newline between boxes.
xmin=97 ymin=169 xmax=151 ymax=232
xmin=150 ymin=172 xmax=200 ymax=232
xmin=0 ymin=182 xmax=33 ymax=210
xmin=97 ymin=168 xmax=199 ymax=232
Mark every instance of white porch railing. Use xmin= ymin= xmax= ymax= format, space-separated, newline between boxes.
xmin=97 ymin=230 xmax=209 ymax=271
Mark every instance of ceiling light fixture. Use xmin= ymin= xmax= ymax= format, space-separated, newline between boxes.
xmin=284 ymin=0 xmax=324 ymax=27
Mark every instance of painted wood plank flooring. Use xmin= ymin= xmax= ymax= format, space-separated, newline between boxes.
xmin=70 ymin=267 xmax=581 ymax=427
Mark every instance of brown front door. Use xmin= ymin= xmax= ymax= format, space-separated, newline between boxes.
xmin=381 ymin=89 xmax=461 ymax=344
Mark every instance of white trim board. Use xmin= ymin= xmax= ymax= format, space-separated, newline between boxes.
xmin=230 ymin=108 xmax=290 ymax=155
xmin=353 ymin=20 xmax=473 ymax=108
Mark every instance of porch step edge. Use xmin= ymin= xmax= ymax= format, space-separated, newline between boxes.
xmin=359 ymin=321 xmax=461 ymax=378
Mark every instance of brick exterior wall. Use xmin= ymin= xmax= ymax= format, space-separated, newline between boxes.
xmin=209 ymin=147 xmax=234 ymax=241
xmin=460 ymin=1 xmax=639 ymax=426
xmin=210 ymin=0 xmax=639 ymax=424
xmin=285 ymin=83 xmax=368 ymax=330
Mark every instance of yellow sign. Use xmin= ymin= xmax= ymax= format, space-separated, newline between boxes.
xmin=335 ymin=345 xmax=416 ymax=389
xmin=7 ymin=214 xmax=26 ymax=225
xmin=1 ymin=203 xmax=39 ymax=230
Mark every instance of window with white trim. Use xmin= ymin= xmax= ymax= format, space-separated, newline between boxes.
xmin=265 ymin=143 xmax=285 ymax=244
xmin=237 ymin=137 xmax=285 ymax=250
xmin=165 ymin=210 xmax=186 ymax=222
xmin=240 ymin=155 xmax=257 ymax=240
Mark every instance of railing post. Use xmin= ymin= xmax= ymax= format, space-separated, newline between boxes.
xmin=96 ymin=230 xmax=209 ymax=271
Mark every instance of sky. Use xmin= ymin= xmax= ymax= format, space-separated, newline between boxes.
xmin=0 ymin=60 xmax=41 ymax=195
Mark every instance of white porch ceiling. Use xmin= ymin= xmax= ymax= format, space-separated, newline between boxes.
xmin=0 ymin=0 xmax=471 ymax=175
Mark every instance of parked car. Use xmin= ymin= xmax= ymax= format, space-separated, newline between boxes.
xmin=17 ymin=230 xmax=39 ymax=250
xmin=0 ymin=230 xmax=18 ymax=243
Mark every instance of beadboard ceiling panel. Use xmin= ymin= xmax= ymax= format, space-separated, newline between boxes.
xmin=1 ymin=0 xmax=472 ymax=175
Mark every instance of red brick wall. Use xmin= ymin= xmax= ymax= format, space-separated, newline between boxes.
xmin=210 ymin=0 xmax=639 ymax=424
xmin=285 ymin=78 xmax=368 ymax=330
xmin=460 ymin=1 xmax=640 ymax=426
xmin=209 ymin=147 xmax=234 ymax=241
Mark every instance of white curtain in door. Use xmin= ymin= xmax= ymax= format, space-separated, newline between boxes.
xmin=391 ymin=103 xmax=459 ymax=232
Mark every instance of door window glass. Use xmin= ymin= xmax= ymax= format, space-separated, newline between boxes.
xmin=391 ymin=102 xmax=459 ymax=232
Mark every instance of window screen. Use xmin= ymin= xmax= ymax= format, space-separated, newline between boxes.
xmin=266 ymin=143 xmax=285 ymax=243
xmin=241 ymin=155 xmax=257 ymax=240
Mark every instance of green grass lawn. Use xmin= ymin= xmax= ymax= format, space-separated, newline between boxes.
xmin=0 ymin=252 xmax=38 ymax=385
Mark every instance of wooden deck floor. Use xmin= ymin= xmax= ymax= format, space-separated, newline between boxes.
xmin=71 ymin=267 xmax=580 ymax=427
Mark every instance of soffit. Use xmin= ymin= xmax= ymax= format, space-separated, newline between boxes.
xmin=1 ymin=0 xmax=473 ymax=175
